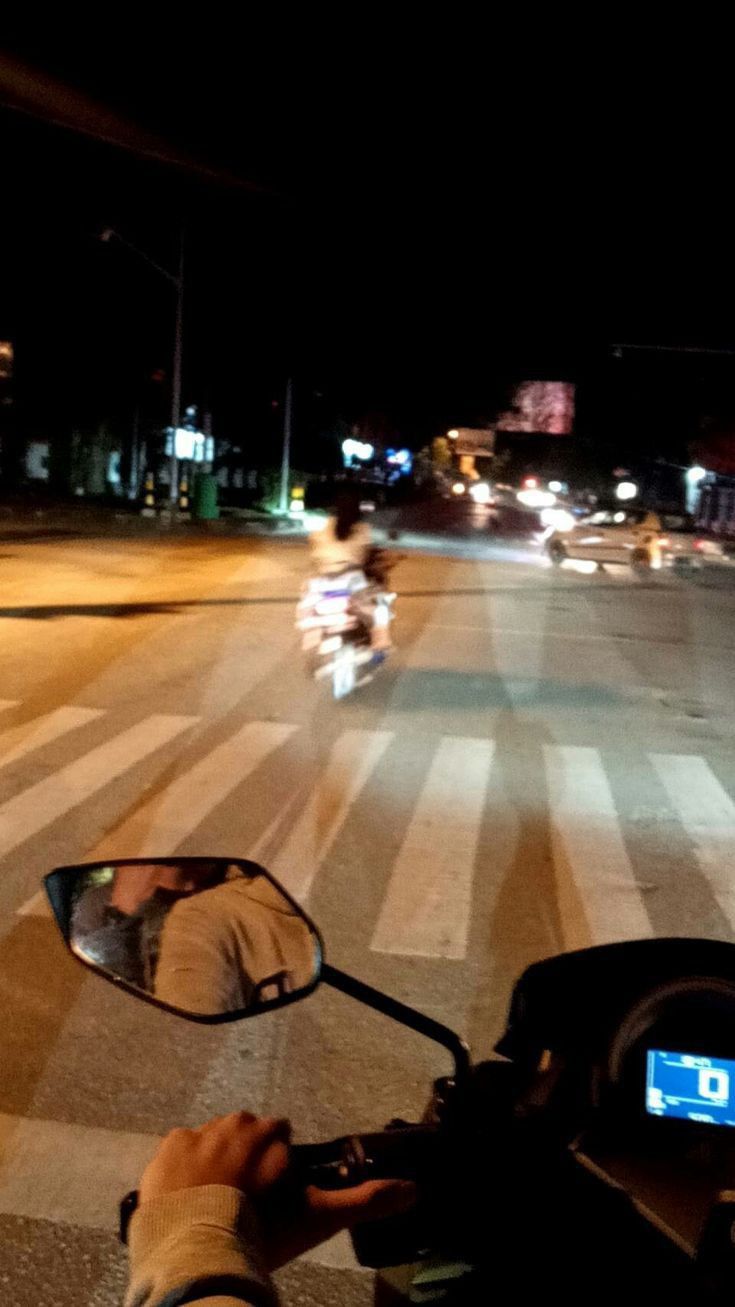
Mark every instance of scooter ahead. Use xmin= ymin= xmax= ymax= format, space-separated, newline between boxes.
xmin=296 ymin=547 xmax=398 ymax=699
xmin=45 ymin=856 xmax=735 ymax=1303
xmin=296 ymin=569 xmax=380 ymax=699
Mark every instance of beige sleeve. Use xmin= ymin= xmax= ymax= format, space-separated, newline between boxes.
xmin=125 ymin=1185 xmax=278 ymax=1307
xmin=154 ymin=902 xmax=238 ymax=1016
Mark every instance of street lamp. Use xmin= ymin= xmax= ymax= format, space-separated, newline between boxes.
xmin=100 ymin=227 xmax=184 ymax=507
xmin=684 ymin=464 xmax=707 ymax=514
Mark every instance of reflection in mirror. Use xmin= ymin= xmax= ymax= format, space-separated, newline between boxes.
xmin=51 ymin=859 xmax=321 ymax=1020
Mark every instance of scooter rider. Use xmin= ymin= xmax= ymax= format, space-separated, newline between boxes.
xmin=309 ymin=488 xmax=392 ymax=652
xmin=125 ymin=1110 xmax=415 ymax=1307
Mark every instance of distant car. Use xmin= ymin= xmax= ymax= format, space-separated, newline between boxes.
xmin=546 ymin=508 xmax=723 ymax=574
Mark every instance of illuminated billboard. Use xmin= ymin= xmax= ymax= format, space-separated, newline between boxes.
xmin=496 ymin=381 xmax=575 ymax=436
xmin=0 ymin=341 xmax=13 ymax=381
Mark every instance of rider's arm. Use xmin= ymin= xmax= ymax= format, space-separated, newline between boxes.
xmin=125 ymin=1111 xmax=415 ymax=1307
xmin=125 ymin=1183 xmax=275 ymax=1307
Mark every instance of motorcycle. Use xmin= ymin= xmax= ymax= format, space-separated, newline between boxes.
xmin=45 ymin=856 xmax=735 ymax=1303
xmin=296 ymin=569 xmax=378 ymax=699
xmin=296 ymin=548 xmax=396 ymax=700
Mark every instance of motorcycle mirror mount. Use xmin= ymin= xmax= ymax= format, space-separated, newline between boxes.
xmin=44 ymin=857 xmax=471 ymax=1087
xmin=321 ymin=962 xmax=472 ymax=1087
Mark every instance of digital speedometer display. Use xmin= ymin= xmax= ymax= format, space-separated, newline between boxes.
xmin=646 ymin=1049 xmax=735 ymax=1126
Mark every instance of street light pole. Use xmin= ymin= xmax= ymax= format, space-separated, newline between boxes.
xmin=169 ymin=231 xmax=185 ymax=506
xmin=100 ymin=226 xmax=184 ymax=508
xmin=279 ymin=376 xmax=293 ymax=515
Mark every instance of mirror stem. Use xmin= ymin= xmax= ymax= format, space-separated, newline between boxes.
xmin=321 ymin=963 xmax=471 ymax=1086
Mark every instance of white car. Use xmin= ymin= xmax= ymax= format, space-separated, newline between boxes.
xmin=546 ymin=509 xmax=721 ymax=574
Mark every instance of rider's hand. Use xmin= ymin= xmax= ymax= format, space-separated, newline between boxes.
xmin=138 ymin=1111 xmax=416 ymax=1270
xmin=139 ymin=1112 xmax=292 ymax=1202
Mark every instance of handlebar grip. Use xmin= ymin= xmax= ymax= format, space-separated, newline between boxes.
xmin=291 ymin=1125 xmax=440 ymax=1191
xmin=119 ymin=1189 xmax=139 ymax=1244
xmin=118 ymin=1125 xmax=439 ymax=1243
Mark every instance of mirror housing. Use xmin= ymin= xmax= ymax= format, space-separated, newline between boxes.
xmin=45 ymin=858 xmax=323 ymax=1023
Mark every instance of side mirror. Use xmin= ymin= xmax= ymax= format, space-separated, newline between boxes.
xmin=44 ymin=858 xmax=323 ymax=1023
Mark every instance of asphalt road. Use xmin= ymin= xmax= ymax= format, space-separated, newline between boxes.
xmin=1 ymin=530 xmax=735 ymax=1305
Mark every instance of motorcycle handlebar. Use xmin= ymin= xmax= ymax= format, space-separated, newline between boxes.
xmin=291 ymin=1124 xmax=440 ymax=1190
xmin=119 ymin=1125 xmax=439 ymax=1243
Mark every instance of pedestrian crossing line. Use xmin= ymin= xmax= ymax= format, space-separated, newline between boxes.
xmin=0 ymin=1112 xmax=156 ymax=1230
xmin=0 ymin=705 xmax=104 ymax=773
xmin=16 ymin=721 xmax=298 ymax=916
xmin=0 ymin=1111 xmax=364 ymax=1268
xmin=651 ymin=754 xmax=735 ymax=928
xmin=371 ymin=737 xmax=494 ymax=959
xmin=262 ymin=730 xmax=393 ymax=902
xmin=543 ymin=745 xmax=654 ymax=951
xmin=0 ymin=714 xmax=196 ymax=863
xmin=83 ymin=719 xmax=298 ymax=861
xmin=9 ymin=711 xmax=735 ymax=951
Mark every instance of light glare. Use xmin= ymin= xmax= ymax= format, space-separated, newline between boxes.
xmin=517 ymin=488 xmax=556 ymax=508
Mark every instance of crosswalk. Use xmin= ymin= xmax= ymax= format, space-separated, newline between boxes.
xmin=372 ymin=737 xmax=494 ymax=958
xmin=1 ymin=697 xmax=734 ymax=957
xmin=1 ymin=695 xmax=735 ymax=1287
xmin=0 ymin=700 xmax=727 ymax=956
xmin=652 ymin=753 xmax=735 ymax=923
xmin=0 ymin=714 xmax=196 ymax=862
xmin=261 ymin=729 xmax=393 ymax=899
xmin=544 ymin=745 xmax=654 ymax=950
xmin=0 ymin=706 xmax=105 ymax=773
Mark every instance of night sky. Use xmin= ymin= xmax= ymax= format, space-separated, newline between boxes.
xmin=2 ymin=33 xmax=734 ymax=464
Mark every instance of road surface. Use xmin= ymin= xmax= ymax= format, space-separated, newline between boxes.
xmin=1 ymin=530 xmax=734 ymax=1305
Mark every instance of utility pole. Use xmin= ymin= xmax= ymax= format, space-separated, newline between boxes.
xmin=279 ymin=376 xmax=293 ymax=514
xmin=169 ymin=230 xmax=185 ymax=506
xmin=129 ymin=404 xmax=141 ymax=499
xmin=100 ymin=226 xmax=184 ymax=508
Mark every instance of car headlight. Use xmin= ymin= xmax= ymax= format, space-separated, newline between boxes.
xmin=541 ymin=507 xmax=575 ymax=531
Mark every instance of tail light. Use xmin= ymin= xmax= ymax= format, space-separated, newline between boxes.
xmin=693 ymin=538 xmax=705 ymax=551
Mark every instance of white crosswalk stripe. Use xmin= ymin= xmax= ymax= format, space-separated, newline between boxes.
xmin=17 ymin=719 xmax=296 ymax=916
xmin=371 ymin=737 xmax=494 ymax=958
xmin=0 ymin=714 xmax=195 ymax=862
xmin=84 ymin=719 xmax=297 ymax=861
xmin=543 ymin=744 xmax=654 ymax=950
xmin=0 ymin=1112 xmax=363 ymax=1269
xmin=256 ymin=729 xmax=393 ymax=901
xmin=0 ymin=705 xmax=104 ymax=772
xmin=651 ymin=753 xmax=735 ymax=929
xmin=7 ymin=704 xmax=735 ymax=962
xmin=0 ymin=1112 xmax=156 ymax=1229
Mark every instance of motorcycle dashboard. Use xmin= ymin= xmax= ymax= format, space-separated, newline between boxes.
xmin=645 ymin=1050 xmax=735 ymax=1129
xmin=499 ymin=943 xmax=735 ymax=1262
xmin=578 ymin=993 xmax=735 ymax=1257
xmin=605 ymin=972 xmax=735 ymax=1127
